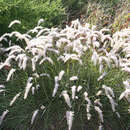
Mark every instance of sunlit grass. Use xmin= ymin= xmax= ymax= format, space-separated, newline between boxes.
xmin=0 ymin=19 xmax=130 ymax=130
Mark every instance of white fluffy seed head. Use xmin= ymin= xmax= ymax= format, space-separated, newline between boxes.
xmin=8 ymin=20 xmax=21 ymax=28
xmin=94 ymin=99 xmax=102 ymax=107
xmin=31 ymin=109 xmax=39 ymax=125
xmin=58 ymin=70 xmax=65 ymax=81
xmin=37 ymin=19 xmax=44 ymax=26
xmin=98 ymin=124 xmax=103 ymax=130
xmin=0 ymin=85 xmax=5 ymax=89
xmin=40 ymin=105 xmax=45 ymax=110
xmin=0 ymin=90 xmax=5 ymax=93
xmin=24 ymin=77 xmax=33 ymax=99
xmin=10 ymin=92 xmax=21 ymax=106
xmin=91 ymin=50 xmax=99 ymax=66
xmin=96 ymin=90 xmax=103 ymax=96
xmin=31 ymin=87 xmax=35 ymax=95
xmin=107 ymin=94 xmax=117 ymax=112
xmin=102 ymin=85 xmax=115 ymax=98
xmin=69 ymin=76 xmax=78 ymax=81
xmin=84 ymin=91 xmax=88 ymax=98
xmin=87 ymin=113 xmax=91 ymax=120
xmin=71 ymin=86 xmax=76 ymax=100
xmin=0 ymin=110 xmax=9 ymax=126
xmin=77 ymin=85 xmax=82 ymax=92
xmin=123 ymin=80 xmax=130 ymax=89
xmin=52 ymin=83 xmax=59 ymax=97
xmin=66 ymin=111 xmax=74 ymax=130
xmin=6 ymin=68 xmax=16 ymax=81
xmin=94 ymin=106 xmax=103 ymax=122
xmin=62 ymin=90 xmax=72 ymax=108
xmin=97 ymin=72 xmax=107 ymax=81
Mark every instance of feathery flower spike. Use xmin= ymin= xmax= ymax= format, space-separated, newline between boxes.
xmin=8 ymin=20 xmax=21 ymax=28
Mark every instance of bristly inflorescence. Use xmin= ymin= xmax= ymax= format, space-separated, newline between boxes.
xmin=0 ymin=19 xmax=129 ymax=129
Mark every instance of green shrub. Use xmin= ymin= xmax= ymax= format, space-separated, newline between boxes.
xmin=0 ymin=0 xmax=66 ymax=35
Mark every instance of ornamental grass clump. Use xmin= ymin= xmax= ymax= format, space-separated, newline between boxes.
xmin=0 ymin=19 xmax=130 ymax=130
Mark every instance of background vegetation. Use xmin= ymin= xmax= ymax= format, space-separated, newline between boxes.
xmin=0 ymin=0 xmax=129 ymax=35
xmin=0 ymin=0 xmax=66 ymax=35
